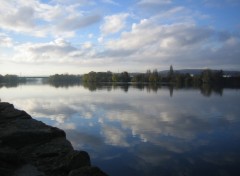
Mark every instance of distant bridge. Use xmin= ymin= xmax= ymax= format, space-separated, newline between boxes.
xmin=19 ymin=76 xmax=49 ymax=79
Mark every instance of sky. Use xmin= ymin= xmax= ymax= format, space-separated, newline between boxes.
xmin=0 ymin=0 xmax=240 ymax=76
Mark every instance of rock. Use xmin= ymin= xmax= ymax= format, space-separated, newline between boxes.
xmin=0 ymin=102 xmax=108 ymax=176
xmin=0 ymin=103 xmax=31 ymax=121
xmin=68 ymin=166 xmax=107 ymax=176
xmin=14 ymin=164 xmax=45 ymax=176
xmin=0 ymin=119 xmax=66 ymax=149
xmin=0 ymin=147 xmax=24 ymax=176
xmin=67 ymin=151 xmax=91 ymax=169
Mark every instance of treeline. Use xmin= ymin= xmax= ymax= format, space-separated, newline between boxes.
xmin=48 ymin=74 xmax=81 ymax=84
xmin=0 ymin=74 xmax=26 ymax=83
xmin=45 ymin=66 xmax=240 ymax=88
xmin=138 ymin=67 xmax=240 ymax=87
xmin=82 ymin=70 xmax=160 ymax=83
xmin=167 ymin=68 xmax=240 ymax=87
xmin=82 ymin=66 xmax=240 ymax=87
xmin=83 ymin=71 xmax=131 ymax=83
xmin=132 ymin=69 xmax=161 ymax=83
xmin=169 ymin=69 xmax=225 ymax=86
xmin=131 ymin=66 xmax=228 ymax=86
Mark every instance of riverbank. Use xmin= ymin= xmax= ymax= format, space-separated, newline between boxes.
xmin=0 ymin=102 xmax=107 ymax=176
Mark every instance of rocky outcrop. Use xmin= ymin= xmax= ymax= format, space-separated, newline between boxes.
xmin=0 ymin=102 xmax=107 ymax=176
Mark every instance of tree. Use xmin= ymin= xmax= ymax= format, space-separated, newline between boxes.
xmin=201 ymin=69 xmax=212 ymax=84
xmin=120 ymin=71 xmax=130 ymax=82
xmin=149 ymin=69 xmax=159 ymax=83
xmin=131 ymin=73 xmax=145 ymax=82
xmin=213 ymin=70 xmax=223 ymax=85
xmin=184 ymin=73 xmax=192 ymax=86
xmin=0 ymin=75 xmax=4 ymax=83
xmin=168 ymin=65 xmax=174 ymax=82
xmin=83 ymin=71 xmax=97 ymax=82
xmin=145 ymin=70 xmax=151 ymax=82
xmin=112 ymin=73 xmax=119 ymax=82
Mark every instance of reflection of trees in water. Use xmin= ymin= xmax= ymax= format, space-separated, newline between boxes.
xmin=169 ymin=86 xmax=174 ymax=97
xmin=83 ymin=82 xmax=129 ymax=92
xmin=132 ymin=83 xmax=145 ymax=90
xmin=83 ymin=82 xmax=101 ymax=91
xmin=0 ymin=81 xmax=229 ymax=97
xmin=200 ymin=84 xmax=223 ymax=97
xmin=49 ymin=82 xmax=81 ymax=89
xmin=146 ymin=84 xmax=160 ymax=93
xmin=120 ymin=84 xmax=129 ymax=92
xmin=83 ymin=82 xmax=163 ymax=93
xmin=0 ymin=83 xmax=19 ymax=89
xmin=82 ymin=83 xmax=226 ymax=97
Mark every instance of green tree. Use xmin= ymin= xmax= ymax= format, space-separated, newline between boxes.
xmin=168 ymin=65 xmax=174 ymax=82
xmin=145 ymin=70 xmax=151 ymax=82
xmin=184 ymin=73 xmax=192 ymax=86
xmin=201 ymin=69 xmax=212 ymax=84
xmin=112 ymin=73 xmax=119 ymax=82
xmin=213 ymin=70 xmax=223 ymax=85
xmin=131 ymin=73 xmax=145 ymax=83
xmin=119 ymin=71 xmax=130 ymax=82
xmin=3 ymin=74 xmax=18 ymax=83
xmin=149 ymin=69 xmax=159 ymax=83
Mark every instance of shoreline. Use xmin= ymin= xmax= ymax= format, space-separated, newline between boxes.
xmin=0 ymin=102 xmax=107 ymax=176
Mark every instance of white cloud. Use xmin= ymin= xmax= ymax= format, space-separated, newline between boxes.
xmin=0 ymin=2 xmax=36 ymax=33
xmin=36 ymin=3 xmax=64 ymax=22
xmin=88 ymin=33 xmax=93 ymax=38
xmin=204 ymin=0 xmax=240 ymax=7
xmin=51 ymin=0 xmax=95 ymax=6
xmin=98 ymin=14 xmax=240 ymax=69
xmin=102 ymin=0 xmax=119 ymax=5
xmin=100 ymin=13 xmax=129 ymax=35
xmin=82 ymin=42 xmax=93 ymax=49
xmin=3 ymin=10 xmax=239 ymax=72
xmin=153 ymin=6 xmax=195 ymax=24
xmin=225 ymin=37 xmax=239 ymax=46
xmin=7 ymin=15 xmax=239 ymax=71
xmin=98 ymin=37 xmax=104 ymax=43
xmin=56 ymin=122 xmax=77 ymax=130
xmin=0 ymin=0 xmax=239 ymax=73
xmin=0 ymin=1 xmax=101 ymax=37
xmin=102 ymin=125 xmax=129 ymax=147
xmin=57 ymin=14 xmax=101 ymax=31
xmin=12 ymin=39 xmax=77 ymax=63
xmin=138 ymin=0 xmax=172 ymax=5
xmin=0 ymin=33 xmax=13 ymax=47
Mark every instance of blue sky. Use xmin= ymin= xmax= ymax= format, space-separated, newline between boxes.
xmin=0 ymin=0 xmax=239 ymax=75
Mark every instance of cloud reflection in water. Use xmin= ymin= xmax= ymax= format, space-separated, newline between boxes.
xmin=1 ymin=84 xmax=240 ymax=176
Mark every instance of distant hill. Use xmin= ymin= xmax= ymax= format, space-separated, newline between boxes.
xmin=158 ymin=69 xmax=240 ymax=77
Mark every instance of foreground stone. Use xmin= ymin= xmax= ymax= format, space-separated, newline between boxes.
xmin=0 ymin=102 xmax=107 ymax=176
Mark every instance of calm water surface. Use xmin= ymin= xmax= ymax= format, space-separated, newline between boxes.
xmin=1 ymin=82 xmax=240 ymax=176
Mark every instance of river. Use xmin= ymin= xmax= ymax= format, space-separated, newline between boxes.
xmin=1 ymin=82 xmax=240 ymax=176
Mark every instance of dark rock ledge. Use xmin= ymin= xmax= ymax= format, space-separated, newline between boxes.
xmin=0 ymin=102 xmax=108 ymax=176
